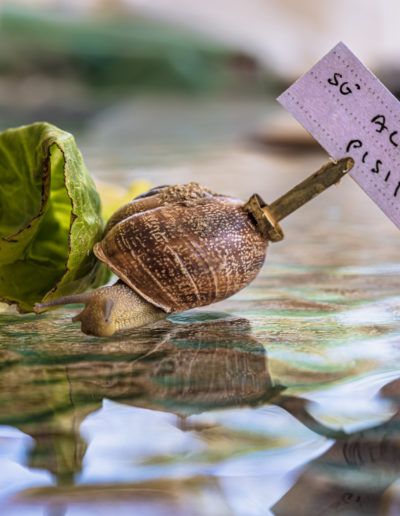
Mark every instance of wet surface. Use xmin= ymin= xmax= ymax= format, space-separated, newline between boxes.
xmin=1 ymin=102 xmax=400 ymax=515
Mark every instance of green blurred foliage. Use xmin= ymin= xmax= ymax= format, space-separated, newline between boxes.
xmin=0 ymin=5 xmax=243 ymax=94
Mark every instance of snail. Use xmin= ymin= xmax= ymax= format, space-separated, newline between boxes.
xmin=35 ymin=158 xmax=353 ymax=337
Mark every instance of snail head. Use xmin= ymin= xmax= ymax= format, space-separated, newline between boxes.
xmin=34 ymin=282 xmax=166 ymax=337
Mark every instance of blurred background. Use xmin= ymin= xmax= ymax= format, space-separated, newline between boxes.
xmin=3 ymin=0 xmax=400 ymax=215
xmin=2 ymin=0 xmax=400 ymax=180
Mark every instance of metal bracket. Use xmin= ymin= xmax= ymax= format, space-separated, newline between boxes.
xmin=244 ymin=193 xmax=284 ymax=242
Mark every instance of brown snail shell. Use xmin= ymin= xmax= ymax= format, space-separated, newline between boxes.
xmin=94 ymin=183 xmax=268 ymax=314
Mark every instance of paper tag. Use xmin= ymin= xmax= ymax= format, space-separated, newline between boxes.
xmin=278 ymin=41 xmax=400 ymax=229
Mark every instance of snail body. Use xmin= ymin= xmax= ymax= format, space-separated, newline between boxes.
xmin=36 ymin=183 xmax=267 ymax=336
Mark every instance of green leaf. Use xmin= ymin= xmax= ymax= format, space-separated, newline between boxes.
xmin=0 ymin=122 xmax=108 ymax=312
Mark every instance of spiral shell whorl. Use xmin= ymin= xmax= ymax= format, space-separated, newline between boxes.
xmin=95 ymin=184 xmax=267 ymax=313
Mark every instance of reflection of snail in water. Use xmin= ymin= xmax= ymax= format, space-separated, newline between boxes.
xmin=65 ymin=315 xmax=351 ymax=433
xmin=0 ymin=315 xmax=362 ymax=432
xmin=35 ymin=159 xmax=353 ymax=336
xmin=67 ymin=316 xmax=282 ymax=414
xmin=3 ymin=316 xmax=278 ymax=479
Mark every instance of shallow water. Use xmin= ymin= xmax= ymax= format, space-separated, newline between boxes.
xmin=1 ymin=103 xmax=400 ymax=515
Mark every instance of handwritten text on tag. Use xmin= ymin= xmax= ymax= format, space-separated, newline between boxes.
xmin=278 ymin=42 xmax=400 ymax=229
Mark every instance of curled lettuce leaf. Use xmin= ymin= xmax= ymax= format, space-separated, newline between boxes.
xmin=0 ymin=122 xmax=108 ymax=312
